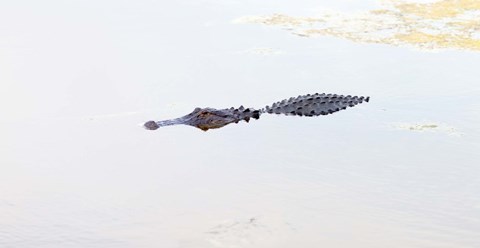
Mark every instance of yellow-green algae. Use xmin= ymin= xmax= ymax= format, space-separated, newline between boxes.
xmin=235 ymin=0 xmax=480 ymax=51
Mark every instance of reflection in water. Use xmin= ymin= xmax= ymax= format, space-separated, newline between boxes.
xmin=143 ymin=93 xmax=369 ymax=131
xmin=236 ymin=47 xmax=283 ymax=56
xmin=235 ymin=0 xmax=480 ymax=51
xmin=204 ymin=217 xmax=293 ymax=247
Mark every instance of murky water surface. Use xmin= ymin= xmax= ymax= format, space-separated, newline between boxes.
xmin=1 ymin=0 xmax=480 ymax=247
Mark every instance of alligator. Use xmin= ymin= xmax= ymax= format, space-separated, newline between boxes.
xmin=144 ymin=93 xmax=369 ymax=131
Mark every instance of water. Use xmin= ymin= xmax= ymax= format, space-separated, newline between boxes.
xmin=1 ymin=0 xmax=480 ymax=247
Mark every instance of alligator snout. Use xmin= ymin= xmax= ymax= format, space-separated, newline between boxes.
xmin=144 ymin=120 xmax=160 ymax=130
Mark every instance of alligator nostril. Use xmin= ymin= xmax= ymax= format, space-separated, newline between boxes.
xmin=144 ymin=121 xmax=159 ymax=130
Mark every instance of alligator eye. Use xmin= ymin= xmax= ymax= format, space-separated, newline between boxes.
xmin=199 ymin=111 xmax=211 ymax=117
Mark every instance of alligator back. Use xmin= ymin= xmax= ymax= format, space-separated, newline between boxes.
xmin=264 ymin=93 xmax=369 ymax=116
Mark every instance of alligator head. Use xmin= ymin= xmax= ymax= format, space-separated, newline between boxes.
xmin=144 ymin=107 xmax=261 ymax=131
xmin=183 ymin=107 xmax=249 ymax=131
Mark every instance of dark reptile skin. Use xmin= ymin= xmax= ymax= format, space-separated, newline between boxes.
xmin=144 ymin=93 xmax=369 ymax=131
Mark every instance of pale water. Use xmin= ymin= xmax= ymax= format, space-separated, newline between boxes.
xmin=1 ymin=0 xmax=480 ymax=247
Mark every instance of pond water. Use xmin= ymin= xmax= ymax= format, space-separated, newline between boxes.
xmin=1 ymin=0 xmax=480 ymax=247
